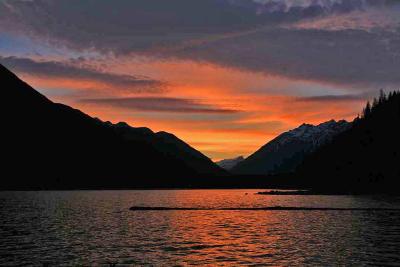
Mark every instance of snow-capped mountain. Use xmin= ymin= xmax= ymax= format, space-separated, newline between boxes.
xmin=216 ymin=156 xmax=245 ymax=170
xmin=272 ymin=119 xmax=350 ymax=148
xmin=232 ymin=120 xmax=350 ymax=175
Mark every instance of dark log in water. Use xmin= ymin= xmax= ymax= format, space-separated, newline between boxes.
xmin=129 ymin=206 xmax=400 ymax=211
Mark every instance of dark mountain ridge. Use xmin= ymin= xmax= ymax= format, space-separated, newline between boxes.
xmin=104 ymin=120 xmax=224 ymax=174
xmin=1 ymin=64 xmax=225 ymax=190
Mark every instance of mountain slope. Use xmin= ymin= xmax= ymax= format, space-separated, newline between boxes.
xmin=1 ymin=64 xmax=224 ymax=189
xmin=107 ymin=121 xmax=224 ymax=175
xmin=216 ymin=156 xmax=244 ymax=170
xmin=232 ymin=120 xmax=350 ymax=175
xmin=297 ymin=91 xmax=400 ymax=193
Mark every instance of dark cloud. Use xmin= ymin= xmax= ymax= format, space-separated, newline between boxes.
xmin=0 ymin=56 xmax=165 ymax=92
xmin=170 ymin=26 xmax=400 ymax=86
xmin=1 ymin=0 xmax=399 ymax=86
xmin=0 ymin=0 xmax=379 ymax=53
xmin=295 ymin=94 xmax=366 ymax=102
xmin=0 ymin=0 xmax=259 ymax=53
xmin=80 ymin=97 xmax=239 ymax=114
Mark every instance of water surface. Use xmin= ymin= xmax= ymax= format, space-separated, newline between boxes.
xmin=1 ymin=190 xmax=400 ymax=265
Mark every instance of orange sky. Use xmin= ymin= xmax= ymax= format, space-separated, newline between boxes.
xmin=18 ymin=59 xmax=366 ymax=161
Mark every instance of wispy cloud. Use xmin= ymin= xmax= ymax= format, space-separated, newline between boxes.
xmin=295 ymin=94 xmax=366 ymax=102
xmin=0 ymin=56 xmax=165 ymax=93
xmin=80 ymin=97 xmax=240 ymax=114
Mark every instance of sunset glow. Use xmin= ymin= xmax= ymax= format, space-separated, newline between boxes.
xmin=1 ymin=0 xmax=399 ymax=160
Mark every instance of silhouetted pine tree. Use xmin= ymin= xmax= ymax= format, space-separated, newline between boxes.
xmin=362 ymin=101 xmax=372 ymax=118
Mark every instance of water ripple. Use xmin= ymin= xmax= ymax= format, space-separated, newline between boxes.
xmin=1 ymin=190 xmax=400 ymax=265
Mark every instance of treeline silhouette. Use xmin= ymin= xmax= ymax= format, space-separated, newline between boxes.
xmin=297 ymin=90 xmax=400 ymax=193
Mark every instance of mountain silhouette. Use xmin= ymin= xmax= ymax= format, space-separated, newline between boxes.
xmin=105 ymin=121 xmax=224 ymax=175
xmin=1 ymin=64 xmax=225 ymax=189
xmin=3 ymin=62 xmax=399 ymax=192
xmin=232 ymin=120 xmax=350 ymax=175
xmin=297 ymin=91 xmax=400 ymax=194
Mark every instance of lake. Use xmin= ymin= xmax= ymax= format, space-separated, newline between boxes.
xmin=1 ymin=190 xmax=400 ymax=265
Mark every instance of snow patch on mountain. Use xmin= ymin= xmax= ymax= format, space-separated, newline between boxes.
xmin=274 ymin=119 xmax=350 ymax=148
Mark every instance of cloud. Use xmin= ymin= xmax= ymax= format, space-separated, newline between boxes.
xmin=80 ymin=97 xmax=240 ymax=114
xmin=0 ymin=0 xmax=260 ymax=53
xmin=290 ymin=4 xmax=400 ymax=31
xmin=0 ymin=56 xmax=165 ymax=93
xmin=170 ymin=26 xmax=400 ymax=86
xmin=1 ymin=0 xmax=400 ymax=87
xmin=0 ymin=0 xmax=382 ymax=53
xmin=295 ymin=93 xmax=366 ymax=102
xmin=252 ymin=0 xmax=397 ymax=13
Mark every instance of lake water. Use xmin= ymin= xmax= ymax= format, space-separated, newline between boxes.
xmin=1 ymin=190 xmax=400 ymax=266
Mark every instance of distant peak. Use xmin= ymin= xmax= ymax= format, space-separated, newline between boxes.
xmin=217 ymin=155 xmax=244 ymax=162
xmin=215 ymin=156 xmax=245 ymax=170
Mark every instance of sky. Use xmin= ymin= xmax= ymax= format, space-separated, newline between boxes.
xmin=1 ymin=0 xmax=400 ymax=160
